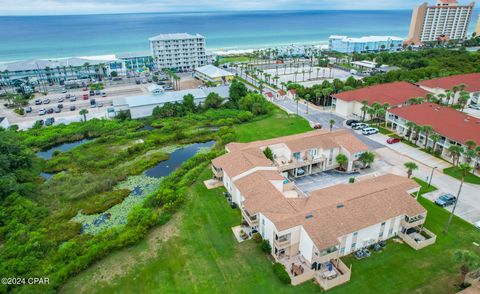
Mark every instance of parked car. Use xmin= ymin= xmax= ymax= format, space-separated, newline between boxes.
xmin=135 ymin=80 xmax=141 ymax=85
xmin=61 ymin=88 xmax=67 ymax=93
xmin=387 ymin=137 xmax=401 ymax=144
xmin=38 ymin=109 xmax=46 ymax=115
xmin=89 ymin=90 xmax=95 ymax=96
xmin=65 ymin=94 xmax=70 ymax=99
xmin=45 ymin=117 xmax=55 ymax=126
xmin=90 ymin=98 xmax=96 ymax=106
xmin=54 ymin=108 xmax=61 ymax=113
xmin=57 ymin=103 xmax=63 ymax=109
xmin=102 ymin=92 xmax=107 ymax=97
xmin=362 ymin=127 xmax=379 ymax=135
xmin=313 ymin=123 xmax=322 ymax=129
xmin=46 ymin=108 xmax=54 ymax=114
xmin=97 ymin=102 xmax=104 ymax=108
xmin=90 ymin=104 xmax=96 ymax=108
xmin=70 ymin=96 xmax=77 ymax=102
xmin=70 ymin=105 xmax=76 ymax=111
xmin=36 ymin=119 xmax=44 ymax=126
xmin=346 ymin=119 xmax=360 ymax=126
xmin=353 ymin=123 xmax=368 ymax=130
xmin=83 ymin=94 xmax=89 ymax=100
xmin=83 ymin=87 xmax=88 ymax=91
xmin=35 ymin=99 xmax=42 ymax=105
xmin=58 ymin=97 xmax=64 ymax=103
xmin=25 ymin=107 xmax=32 ymax=113
xmin=468 ymin=104 xmax=480 ymax=110
xmin=435 ymin=194 xmax=456 ymax=207
xmin=43 ymin=98 xmax=50 ymax=104
xmin=95 ymin=90 xmax=101 ymax=95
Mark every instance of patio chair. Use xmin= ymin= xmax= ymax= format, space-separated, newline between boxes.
xmin=373 ymin=243 xmax=382 ymax=251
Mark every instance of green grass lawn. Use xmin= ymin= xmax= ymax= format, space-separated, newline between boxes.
xmin=443 ymin=166 xmax=480 ymax=185
xmin=218 ymin=56 xmax=252 ymax=64
xmin=61 ymin=108 xmax=480 ymax=294
xmin=234 ymin=109 xmax=311 ymax=142
xmin=413 ymin=177 xmax=438 ymax=195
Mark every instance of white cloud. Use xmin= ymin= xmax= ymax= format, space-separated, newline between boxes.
xmin=0 ymin=0 xmax=426 ymax=15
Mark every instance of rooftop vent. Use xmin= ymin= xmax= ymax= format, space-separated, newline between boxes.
xmin=305 ymin=213 xmax=313 ymax=219
xmin=336 ymin=204 xmax=345 ymax=209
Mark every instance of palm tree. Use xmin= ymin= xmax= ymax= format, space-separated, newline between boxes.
xmin=448 ymin=145 xmax=464 ymax=166
xmin=361 ymin=100 xmax=369 ymax=121
xmin=430 ymin=133 xmax=441 ymax=154
xmin=304 ymin=94 xmax=311 ymax=114
xmin=405 ymin=121 xmax=417 ymax=141
xmin=335 ymin=154 xmax=348 ymax=170
xmin=444 ymin=163 xmax=472 ymax=234
xmin=294 ymin=96 xmax=301 ymax=115
xmin=474 ymin=146 xmax=480 ymax=175
xmin=359 ymin=152 xmax=375 ymax=168
xmin=437 ymin=93 xmax=446 ymax=104
xmin=465 ymin=140 xmax=476 ymax=150
xmin=422 ymin=125 xmax=434 ymax=149
xmin=329 ymin=119 xmax=335 ymax=131
xmin=79 ymin=109 xmax=89 ymax=122
xmin=404 ymin=162 xmax=418 ymax=178
xmin=453 ymin=250 xmax=480 ymax=287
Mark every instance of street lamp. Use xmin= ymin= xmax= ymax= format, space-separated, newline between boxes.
xmin=428 ymin=166 xmax=438 ymax=188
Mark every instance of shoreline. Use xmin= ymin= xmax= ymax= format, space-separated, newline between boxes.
xmin=0 ymin=40 xmax=333 ymax=64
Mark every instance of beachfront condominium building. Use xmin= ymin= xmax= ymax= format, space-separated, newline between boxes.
xmin=407 ymin=0 xmax=475 ymax=44
xmin=328 ymin=35 xmax=404 ymax=53
xmin=210 ymin=130 xmax=436 ymax=290
xmin=149 ymin=33 xmax=207 ymax=71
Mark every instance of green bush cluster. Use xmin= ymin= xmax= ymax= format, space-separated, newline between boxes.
xmin=261 ymin=240 xmax=272 ymax=254
xmin=272 ymin=262 xmax=291 ymax=285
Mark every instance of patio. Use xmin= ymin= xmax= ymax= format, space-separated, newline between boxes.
xmin=294 ymin=170 xmax=360 ymax=194
xmin=315 ymin=259 xmax=352 ymax=291
xmin=399 ymin=226 xmax=437 ymax=250
xmin=231 ymin=225 xmax=252 ymax=243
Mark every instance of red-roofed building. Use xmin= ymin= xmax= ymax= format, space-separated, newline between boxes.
xmin=331 ymin=82 xmax=430 ymax=119
xmin=287 ymin=89 xmax=297 ymax=100
xmin=387 ymin=103 xmax=480 ymax=166
xmin=416 ymin=73 xmax=480 ymax=105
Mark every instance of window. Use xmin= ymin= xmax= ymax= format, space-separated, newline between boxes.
xmin=293 ymin=152 xmax=301 ymax=161
xmin=353 ymin=232 xmax=358 ymax=236
xmin=388 ymin=228 xmax=393 ymax=236
xmin=351 ymin=242 xmax=356 ymax=249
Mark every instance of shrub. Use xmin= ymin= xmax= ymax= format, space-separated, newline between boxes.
xmin=252 ymin=232 xmax=262 ymax=243
xmin=261 ymin=240 xmax=272 ymax=254
xmin=272 ymin=262 xmax=291 ymax=284
xmin=236 ymin=111 xmax=253 ymax=122
xmin=349 ymin=177 xmax=355 ymax=183
xmin=263 ymin=147 xmax=274 ymax=161
xmin=14 ymin=108 xmax=24 ymax=115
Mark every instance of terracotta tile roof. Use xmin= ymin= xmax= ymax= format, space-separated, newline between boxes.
xmin=416 ymin=73 xmax=480 ymax=92
xmin=332 ymin=81 xmax=430 ymax=106
xmin=270 ymin=174 xmax=424 ymax=249
xmin=265 ymin=92 xmax=274 ymax=98
xmin=388 ymin=103 xmax=480 ymax=145
xmin=212 ymin=130 xmax=368 ymax=177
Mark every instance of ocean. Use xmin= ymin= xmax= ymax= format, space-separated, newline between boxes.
xmin=0 ymin=9 xmax=479 ymax=62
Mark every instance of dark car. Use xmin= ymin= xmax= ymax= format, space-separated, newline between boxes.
xmin=46 ymin=108 xmax=54 ymax=114
xmin=70 ymin=105 xmax=76 ymax=111
xmin=313 ymin=123 xmax=322 ymax=129
xmin=346 ymin=119 xmax=360 ymax=126
xmin=435 ymin=194 xmax=456 ymax=207
xmin=57 ymin=103 xmax=63 ymax=109
xmin=36 ymin=119 xmax=44 ymax=126
xmin=95 ymin=90 xmax=101 ymax=95
xmin=89 ymin=90 xmax=95 ymax=96
xmin=45 ymin=117 xmax=55 ymax=126
xmin=25 ymin=106 xmax=33 ymax=113
xmin=54 ymin=108 xmax=61 ymax=113
xmin=90 ymin=98 xmax=96 ymax=106
xmin=35 ymin=99 xmax=42 ymax=105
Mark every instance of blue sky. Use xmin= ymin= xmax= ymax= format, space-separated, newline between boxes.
xmin=0 ymin=0 xmax=432 ymax=15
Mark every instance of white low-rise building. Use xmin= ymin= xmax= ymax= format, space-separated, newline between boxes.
xmin=194 ymin=65 xmax=234 ymax=85
xmin=113 ymin=86 xmax=229 ymax=119
xmin=211 ymin=130 xmax=436 ymax=290
xmin=416 ymin=73 xmax=480 ymax=105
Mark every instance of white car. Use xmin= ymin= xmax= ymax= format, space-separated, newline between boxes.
xmin=362 ymin=127 xmax=379 ymax=135
xmin=468 ymin=104 xmax=480 ymax=110
xmin=38 ymin=109 xmax=46 ymax=115
xmin=353 ymin=123 xmax=368 ymax=130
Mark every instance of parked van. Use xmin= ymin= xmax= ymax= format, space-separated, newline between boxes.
xmin=362 ymin=127 xmax=379 ymax=135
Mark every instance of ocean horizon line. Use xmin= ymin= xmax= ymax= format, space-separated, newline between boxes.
xmin=0 ymin=8 xmax=417 ymax=17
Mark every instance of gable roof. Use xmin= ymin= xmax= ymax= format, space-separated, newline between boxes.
xmin=388 ymin=103 xmax=480 ymax=145
xmin=212 ymin=130 xmax=368 ymax=178
xmin=333 ymin=81 xmax=430 ymax=106
xmin=416 ymin=73 xmax=480 ymax=92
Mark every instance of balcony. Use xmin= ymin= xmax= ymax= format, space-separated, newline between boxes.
xmin=401 ymin=214 xmax=425 ymax=229
xmin=315 ymin=259 xmax=352 ymax=291
xmin=274 ymin=236 xmax=291 ymax=249
xmin=399 ymin=226 xmax=436 ymax=250
xmin=274 ymin=154 xmax=325 ymax=172
xmin=211 ymin=165 xmax=223 ymax=178
xmin=241 ymin=208 xmax=258 ymax=227
xmin=313 ymin=247 xmax=340 ymax=264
